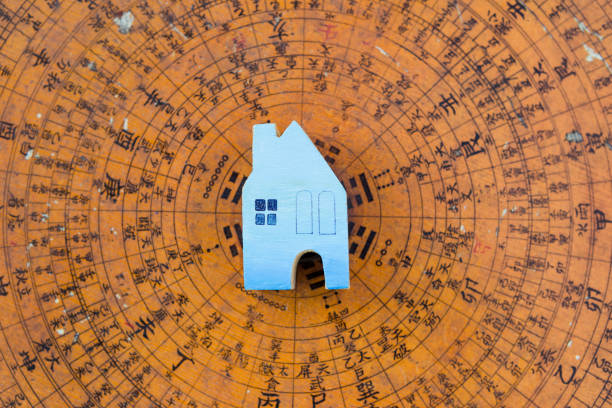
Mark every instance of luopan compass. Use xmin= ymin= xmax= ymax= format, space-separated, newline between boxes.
xmin=0 ymin=1 xmax=610 ymax=407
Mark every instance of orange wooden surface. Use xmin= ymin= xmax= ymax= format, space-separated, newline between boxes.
xmin=0 ymin=0 xmax=611 ymax=407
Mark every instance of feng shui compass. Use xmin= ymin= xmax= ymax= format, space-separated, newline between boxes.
xmin=0 ymin=1 xmax=610 ymax=408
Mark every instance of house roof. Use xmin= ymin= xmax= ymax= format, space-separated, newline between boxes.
xmin=250 ymin=121 xmax=342 ymax=186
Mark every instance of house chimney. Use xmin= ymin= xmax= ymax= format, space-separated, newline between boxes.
xmin=252 ymin=123 xmax=277 ymax=169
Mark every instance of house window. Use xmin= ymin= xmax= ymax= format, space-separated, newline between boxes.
xmin=318 ymin=191 xmax=336 ymax=235
xmin=296 ymin=191 xmax=312 ymax=234
xmin=255 ymin=199 xmax=266 ymax=211
xmin=267 ymin=213 xmax=276 ymax=225
xmin=255 ymin=213 xmax=265 ymax=225
xmin=255 ymin=198 xmax=277 ymax=225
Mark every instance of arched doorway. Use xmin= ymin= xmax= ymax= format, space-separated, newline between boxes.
xmin=292 ymin=250 xmax=326 ymax=291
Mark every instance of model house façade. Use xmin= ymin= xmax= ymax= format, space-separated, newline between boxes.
xmin=242 ymin=121 xmax=349 ymax=290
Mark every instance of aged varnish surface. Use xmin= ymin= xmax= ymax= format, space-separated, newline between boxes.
xmin=0 ymin=0 xmax=611 ymax=407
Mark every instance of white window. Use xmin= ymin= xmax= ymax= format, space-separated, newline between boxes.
xmin=318 ymin=191 xmax=335 ymax=235
xmin=296 ymin=191 xmax=312 ymax=234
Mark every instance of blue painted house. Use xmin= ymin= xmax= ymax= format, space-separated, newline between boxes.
xmin=242 ymin=121 xmax=350 ymax=290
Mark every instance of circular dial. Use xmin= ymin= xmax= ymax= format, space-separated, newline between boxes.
xmin=0 ymin=1 xmax=611 ymax=407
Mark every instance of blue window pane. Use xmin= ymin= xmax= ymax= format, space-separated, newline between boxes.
xmin=267 ymin=213 xmax=276 ymax=225
xmin=267 ymin=199 xmax=277 ymax=211
xmin=255 ymin=199 xmax=266 ymax=211
xmin=255 ymin=213 xmax=265 ymax=225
